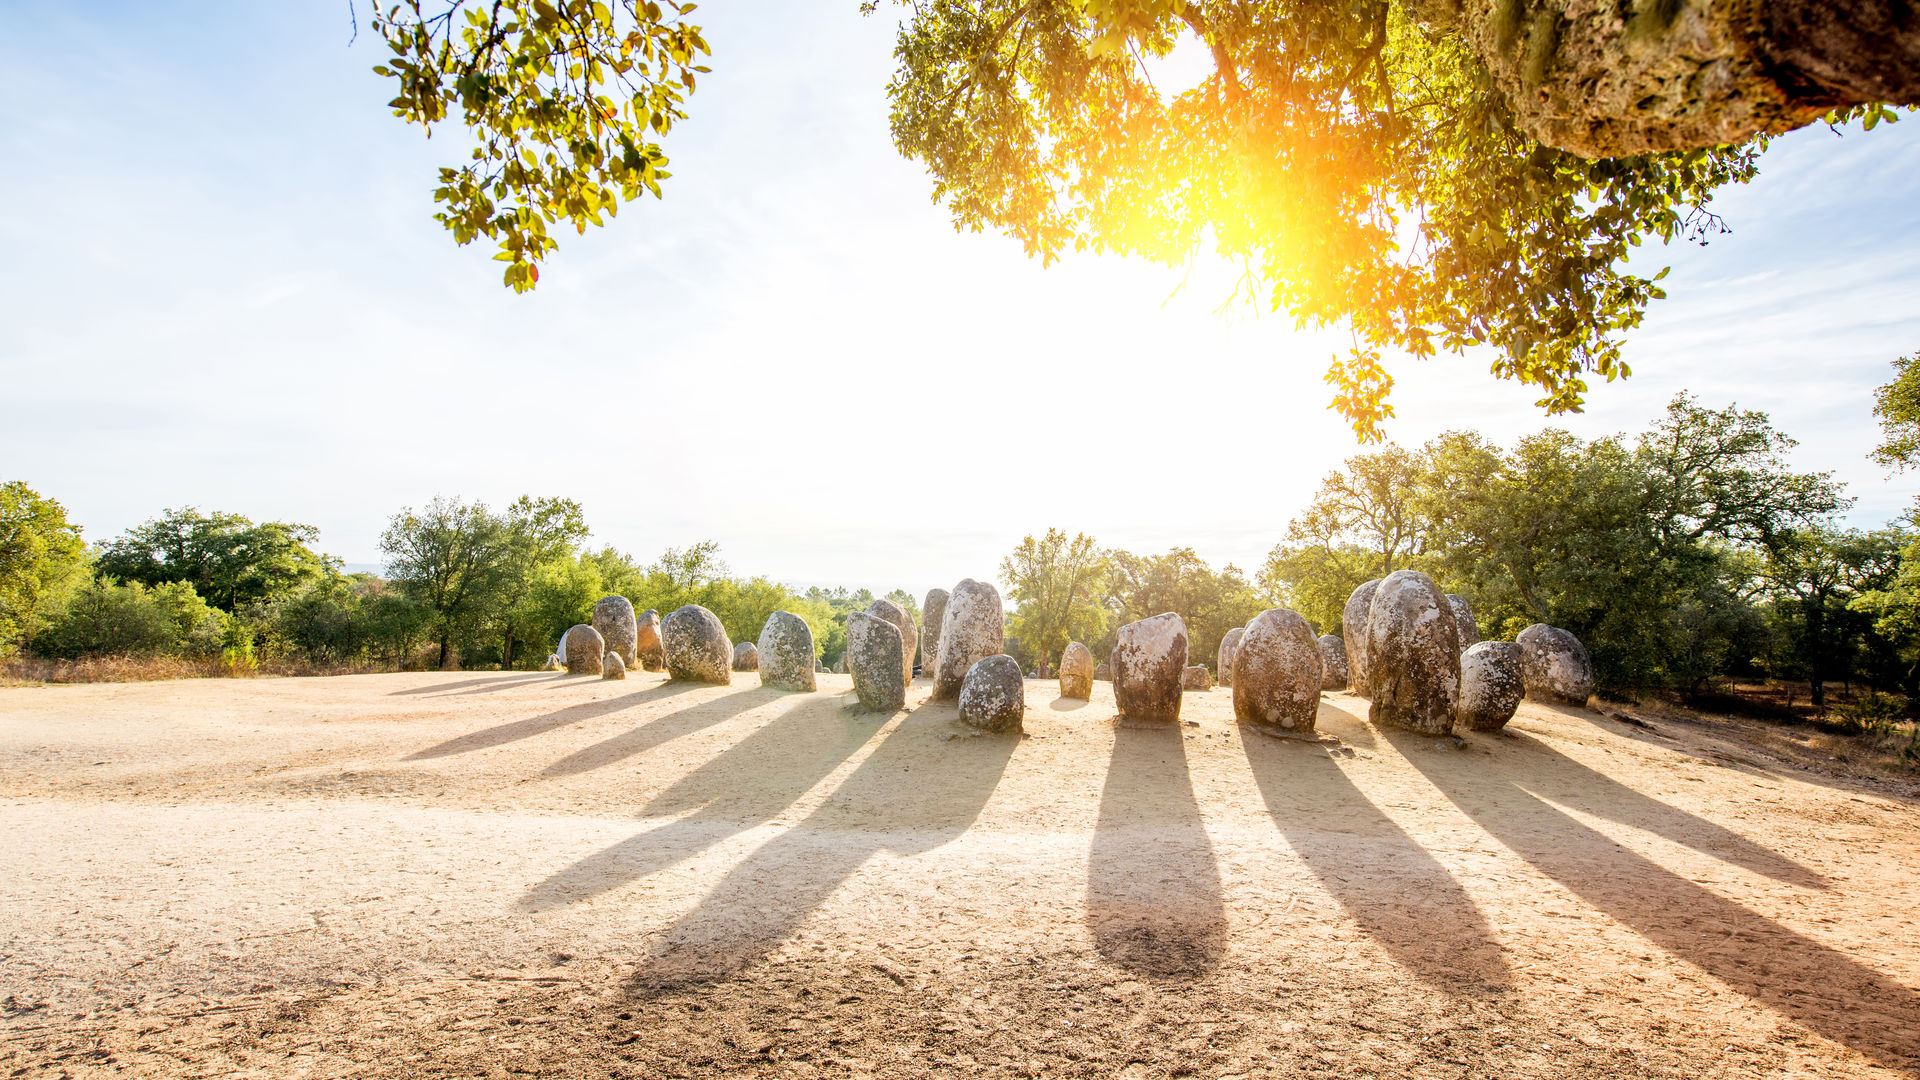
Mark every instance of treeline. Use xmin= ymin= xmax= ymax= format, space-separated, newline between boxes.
xmin=0 ymin=491 xmax=916 ymax=673
xmin=999 ymin=393 xmax=1920 ymax=709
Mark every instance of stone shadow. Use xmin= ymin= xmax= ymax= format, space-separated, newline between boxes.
xmin=622 ymin=702 xmax=1016 ymax=995
xmin=519 ymin=695 xmax=883 ymax=910
xmin=1048 ymin=697 xmax=1094 ymax=712
xmin=1240 ymin=720 xmax=1511 ymax=994
xmin=539 ymin=685 xmax=786 ymax=778
xmin=1087 ymin=723 xmax=1228 ymax=979
xmin=403 ymin=681 xmax=700 ymax=761
xmin=388 ymin=672 xmax=557 ymax=696
xmin=1390 ymin=727 xmax=1920 ymax=1072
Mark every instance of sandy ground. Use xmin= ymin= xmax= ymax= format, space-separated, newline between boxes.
xmin=2 ymin=670 xmax=1918 ymax=1079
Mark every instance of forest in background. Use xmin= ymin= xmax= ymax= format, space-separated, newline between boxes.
xmin=8 ymin=365 xmax=1920 ymax=747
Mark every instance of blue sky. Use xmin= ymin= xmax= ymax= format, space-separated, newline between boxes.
xmin=3 ymin=2 xmax=1918 ymax=597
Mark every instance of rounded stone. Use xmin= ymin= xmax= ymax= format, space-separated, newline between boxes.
xmin=1094 ymin=663 xmax=1111 ymax=681
xmin=757 ymin=611 xmax=817 ymax=692
xmin=865 ymin=598 xmax=918 ymax=688
xmin=592 ymin=595 xmax=639 ymax=667
xmin=958 ymin=654 xmax=1025 ymax=732
xmin=1318 ymin=634 xmax=1350 ymax=690
xmin=1517 ymin=623 xmax=1594 ymax=706
xmin=1233 ymin=607 xmax=1323 ymax=732
xmin=921 ymin=589 xmax=948 ymax=680
xmin=732 ymin=641 xmax=759 ymax=671
xmin=1112 ymin=612 xmax=1188 ymax=723
xmin=1217 ymin=627 xmax=1245 ymax=688
xmin=661 ymin=604 xmax=732 ymax=685
xmin=1182 ymin=665 xmax=1213 ymax=691
xmin=1458 ymin=641 xmax=1524 ymax=731
xmin=846 ymin=611 xmax=906 ymax=712
xmin=601 ymin=651 xmax=627 ymax=680
xmin=1058 ymin=641 xmax=1094 ymax=700
xmin=563 ymin=624 xmax=605 ymax=676
xmin=932 ymin=579 xmax=1005 ymax=702
xmin=1364 ymin=570 xmax=1462 ymax=735
xmin=634 ymin=609 xmax=666 ymax=672
xmin=1343 ymin=579 xmax=1383 ymax=697
xmin=1448 ymin=594 xmax=1481 ymax=649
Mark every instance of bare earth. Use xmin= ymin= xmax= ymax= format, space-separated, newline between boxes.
xmin=2 ymin=671 xmax=1918 ymax=1079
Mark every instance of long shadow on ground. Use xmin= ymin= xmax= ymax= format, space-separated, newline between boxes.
xmin=1390 ymin=726 xmax=1920 ymax=1073
xmin=404 ymin=679 xmax=699 ymax=761
xmin=538 ymin=684 xmax=788 ymax=778
xmin=1241 ymin=702 xmax=1511 ymax=995
xmin=1086 ymin=722 xmax=1227 ymax=979
xmin=519 ymin=693 xmax=884 ymax=910
xmin=387 ymin=672 xmax=557 ymax=696
xmin=620 ymin=700 xmax=1017 ymax=995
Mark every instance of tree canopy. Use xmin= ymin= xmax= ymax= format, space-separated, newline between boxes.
xmin=95 ymin=507 xmax=333 ymax=612
xmin=371 ymin=2 xmax=1909 ymax=439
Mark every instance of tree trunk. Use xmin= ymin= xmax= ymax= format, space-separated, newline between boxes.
xmin=437 ymin=631 xmax=452 ymax=671
xmin=1432 ymin=0 xmax=1920 ymax=158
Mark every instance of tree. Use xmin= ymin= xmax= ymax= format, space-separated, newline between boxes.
xmin=1255 ymin=542 xmax=1377 ymax=636
xmin=0 ymin=481 xmax=88 ymax=654
xmin=382 ymin=3 xmax=1910 ymax=438
xmin=1106 ymin=546 xmax=1262 ymax=675
xmin=1759 ymin=526 xmax=1905 ymax=708
xmin=1871 ymin=350 xmax=1920 ymax=472
xmin=380 ymin=496 xmax=511 ymax=669
xmin=1000 ymin=529 xmax=1108 ymax=676
xmin=488 ymin=496 xmax=589 ymax=668
xmin=96 ymin=508 xmax=332 ymax=611
xmin=1292 ymin=446 xmax=1430 ymax=577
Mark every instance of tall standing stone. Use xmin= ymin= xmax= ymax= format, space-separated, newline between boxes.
xmin=1182 ymin=665 xmax=1213 ymax=691
xmin=1458 ymin=641 xmax=1524 ymax=731
xmin=1058 ymin=641 xmax=1094 ymax=700
xmin=1112 ymin=612 xmax=1188 ymax=723
xmin=959 ymin=654 xmax=1025 ymax=732
xmin=1232 ymin=608 xmax=1323 ymax=733
xmin=1094 ymin=663 xmax=1112 ymax=681
xmin=846 ymin=611 xmax=906 ymax=712
xmin=1448 ymin=594 xmax=1481 ymax=649
xmin=921 ymin=589 xmax=948 ymax=683
xmin=1517 ymin=623 xmax=1595 ymax=707
xmin=661 ymin=604 xmax=732 ymax=685
xmin=1343 ymin=579 xmax=1383 ymax=697
xmin=865 ymin=598 xmax=918 ymax=689
xmin=563 ymin=624 xmax=605 ymax=676
xmin=732 ymin=641 xmax=759 ymax=671
xmin=1318 ymin=634 xmax=1350 ymax=690
xmin=932 ymin=579 xmax=1005 ymax=702
xmin=592 ymin=595 xmax=639 ymax=667
xmin=1217 ymin=627 xmax=1245 ymax=689
xmin=635 ymin=609 xmax=666 ymax=672
xmin=757 ymin=610 xmax=817 ymax=692
xmin=1365 ymin=570 xmax=1462 ymax=734
xmin=601 ymin=651 xmax=627 ymax=680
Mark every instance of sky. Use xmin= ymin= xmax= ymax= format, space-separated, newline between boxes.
xmin=3 ymin=2 xmax=1918 ymax=601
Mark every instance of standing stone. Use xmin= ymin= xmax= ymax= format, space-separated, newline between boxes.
xmin=833 ymin=653 xmax=848 ymax=674
xmin=1094 ymin=663 xmax=1112 ymax=681
xmin=959 ymin=654 xmax=1025 ymax=732
xmin=1448 ymin=594 xmax=1481 ymax=649
xmin=1217 ymin=627 xmax=1245 ymax=688
xmin=1517 ymin=624 xmax=1595 ymax=707
xmin=1364 ymin=570 xmax=1462 ymax=735
xmin=1058 ymin=641 xmax=1094 ymax=700
xmin=634 ymin=609 xmax=666 ymax=672
xmin=758 ymin=611 xmax=817 ymax=692
xmin=562 ymin=624 xmax=605 ymax=676
xmin=865 ymin=599 xmax=918 ymax=689
xmin=601 ymin=651 xmax=627 ymax=680
xmin=1458 ymin=641 xmax=1524 ymax=731
xmin=661 ymin=604 xmax=732 ymax=685
xmin=1318 ymin=634 xmax=1350 ymax=690
xmin=1112 ymin=612 xmax=1188 ymax=723
xmin=592 ymin=596 xmax=639 ymax=667
xmin=921 ymin=589 xmax=948 ymax=682
xmin=932 ymin=579 xmax=1005 ymax=702
xmin=1343 ymin=579 xmax=1384 ymax=697
xmin=1233 ymin=608 xmax=1323 ymax=733
xmin=846 ymin=611 xmax=906 ymax=712
xmin=732 ymin=641 xmax=759 ymax=672
xmin=1182 ymin=665 xmax=1213 ymax=691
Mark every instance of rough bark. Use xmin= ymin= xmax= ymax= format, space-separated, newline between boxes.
xmin=1446 ymin=0 xmax=1920 ymax=158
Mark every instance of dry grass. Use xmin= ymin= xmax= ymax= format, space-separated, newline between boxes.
xmin=0 ymin=654 xmax=396 ymax=687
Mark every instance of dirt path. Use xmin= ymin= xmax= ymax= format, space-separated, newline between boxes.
xmin=2 ymin=671 xmax=1917 ymax=1078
